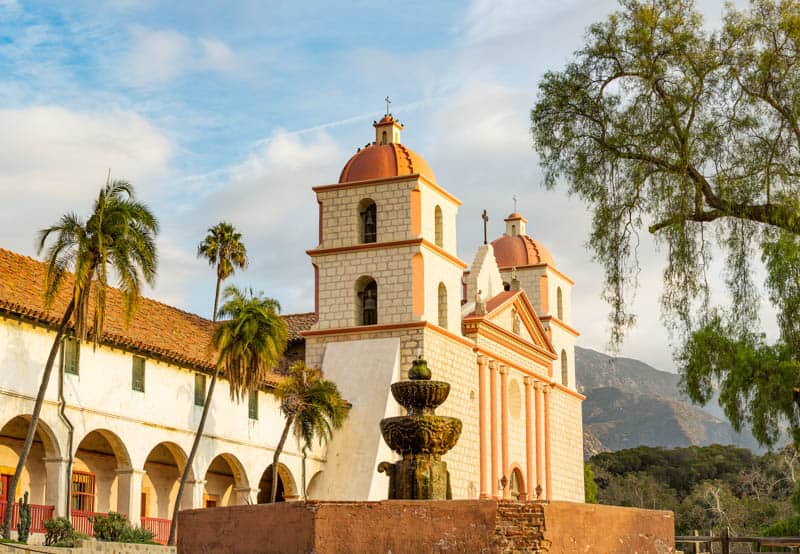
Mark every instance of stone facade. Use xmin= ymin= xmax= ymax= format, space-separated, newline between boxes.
xmin=305 ymin=118 xmax=585 ymax=504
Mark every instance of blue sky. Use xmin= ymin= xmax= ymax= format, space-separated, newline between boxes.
xmin=0 ymin=0 xmax=753 ymax=373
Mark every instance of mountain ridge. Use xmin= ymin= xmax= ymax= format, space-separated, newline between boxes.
xmin=575 ymin=346 xmax=763 ymax=456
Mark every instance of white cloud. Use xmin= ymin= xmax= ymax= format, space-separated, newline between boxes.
xmin=0 ymin=105 xmax=173 ymax=255
xmin=199 ymin=38 xmax=238 ymax=74
xmin=124 ymin=26 xmax=240 ymax=85
xmin=126 ymin=26 xmax=191 ymax=84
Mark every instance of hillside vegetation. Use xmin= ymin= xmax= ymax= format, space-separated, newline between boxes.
xmin=589 ymin=445 xmax=800 ymax=535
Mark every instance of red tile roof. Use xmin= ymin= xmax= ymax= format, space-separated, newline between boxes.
xmin=0 ymin=248 xmax=316 ymax=383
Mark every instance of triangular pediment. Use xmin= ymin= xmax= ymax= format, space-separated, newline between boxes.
xmin=463 ymin=290 xmax=557 ymax=361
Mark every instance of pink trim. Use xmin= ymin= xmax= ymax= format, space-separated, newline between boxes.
xmin=500 ymin=366 xmax=510 ymax=499
xmin=534 ymin=381 xmax=544 ymax=500
xmin=544 ymin=385 xmax=552 ymax=501
xmin=524 ymin=377 xmax=534 ymax=503
xmin=478 ymin=357 xmax=489 ymax=498
xmin=490 ymin=362 xmax=499 ymax=499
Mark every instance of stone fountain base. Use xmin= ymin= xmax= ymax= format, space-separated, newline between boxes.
xmin=177 ymin=499 xmax=675 ymax=554
xmin=378 ymin=456 xmax=452 ymax=500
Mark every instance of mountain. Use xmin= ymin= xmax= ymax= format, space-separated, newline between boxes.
xmin=575 ymin=346 xmax=763 ymax=456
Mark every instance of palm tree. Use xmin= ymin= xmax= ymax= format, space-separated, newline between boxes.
xmin=168 ymin=223 xmax=248 ymax=545
xmin=270 ymin=361 xmax=348 ymax=503
xmin=2 ymin=180 xmax=158 ymax=538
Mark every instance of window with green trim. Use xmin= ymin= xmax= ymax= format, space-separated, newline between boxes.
xmin=194 ymin=374 xmax=206 ymax=406
xmin=248 ymin=389 xmax=258 ymax=420
xmin=132 ymin=356 xmax=145 ymax=392
xmin=62 ymin=337 xmax=79 ymax=375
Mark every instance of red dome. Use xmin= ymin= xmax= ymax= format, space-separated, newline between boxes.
xmin=339 ymin=143 xmax=436 ymax=184
xmin=491 ymin=234 xmax=555 ymax=268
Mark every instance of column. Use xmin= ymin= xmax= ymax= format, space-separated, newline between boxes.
xmin=524 ymin=377 xmax=534 ymax=503
xmin=477 ymin=356 xmax=490 ymax=499
xmin=232 ymin=486 xmax=260 ymax=506
xmin=489 ymin=361 xmax=500 ymax=499
xmin=185 ymin=479 xmax=207 ymax=510
xmin=43 ymin=457 xmax=69 ymax=517
xmin=115 ymin=468 xmax=145 ymax=522
xmin=544 ymin=384 xmax=552 ymax=501
xmin=534 ymin=381 xmax=544 ymax=500
xmin=499 ymin=365 xmax=510 ymax=499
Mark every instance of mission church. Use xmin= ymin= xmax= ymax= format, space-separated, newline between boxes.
xmin=0 ymin=113 xmax=584 ymax=542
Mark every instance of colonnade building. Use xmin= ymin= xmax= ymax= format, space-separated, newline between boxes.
xmin=0 ymin=114 xmax=584 ymax=542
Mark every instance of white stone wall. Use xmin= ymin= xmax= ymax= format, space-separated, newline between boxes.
xmin=421 ymin=247 xmax=463 ymax=335
xmin=420 ymin=328 xmax=479 ymax=499
xmin=316 ymin=180 xmax=416 ymax=248
xmin=548 ymin=388 xmax=585 ymax=502
xmin=312 ymin=244 xmax=418 ymax=329
xmin=550 ymin=324 xmax=576 ymax=389
xmin=419 ymin=183 xmax=458 ymax=253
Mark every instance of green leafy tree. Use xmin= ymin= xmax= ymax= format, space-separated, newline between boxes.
xmin=168 ymin=223 xmax=248 ymax=545
xmin=531 ymin=0 xmax=800 ymax=446
xmin=584 ymin=464 xmax=598 ymax=503
xmin=270 ymin=361 xmax=347 ymax=503
xmin=2 ymin=180 xmax=158 ymax=539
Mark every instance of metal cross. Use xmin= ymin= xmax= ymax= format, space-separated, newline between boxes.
xmin=481 ymin=209 xmax=489 ymax=245
xmin=513 ymin=194 xmax=518 ymax=212
xmin=385 ymin=96 xmax=391 ymax=115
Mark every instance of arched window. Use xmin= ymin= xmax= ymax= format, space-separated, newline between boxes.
xmin=434 ymin=205 xmax=443 ymax=247
xmin=359 ymin=199 xmax=377 ymax=244
xmin=381 ymin=131 xmax=387 ymax=144
xmin=356 ymin=277 xmax=378 ymax=325
xmin=503 ymin=281 xmax=511 ymax=291
xmin=556 ymin=287 xmax=563 ymax=320
xmin=437 ymin=282 xmax=447 ymax=328
xmin=561 ymin=349 xmax=568 ymax=386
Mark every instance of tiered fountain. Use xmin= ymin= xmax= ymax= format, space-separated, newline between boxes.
xmin=378 ymin=357 xmax=462 ymax=500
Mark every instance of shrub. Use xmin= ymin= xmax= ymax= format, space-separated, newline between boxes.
xmin=91 ymin=512 xmax=127 ymax=542
xmin=44 ymin=517 xmax=81 ymax=547
xmin=119 ymin=526 xmax=156 ymax=544
xmin=762 ymin=515 xmax=800 ymax=537
xmin=90 ymin=512 xmax=155 ymax=544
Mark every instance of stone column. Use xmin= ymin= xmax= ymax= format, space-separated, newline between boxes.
xmin=499 ymin=365 xmax=510 ymax=499
xmin=477 ymin=356 xmax=490 ymax=499
xmin=544 ymin=385 xmax=552 ymax=501
xmin=523 ymin=377 xmax=534 ymax=503
xmin=489 ymin=361 xmax=500 ymax=499
xmin=534 ymin=381 xmax=544 ymax=500
xmin=232 ymin=486 xmax=259 ymax=506
xmin=115 ymin=468 xmax=145 ymax=522
xmin=43 ymin=457 xmax=69 ymax=517
xmin=184 ymin=479 xmax=207 ymax=510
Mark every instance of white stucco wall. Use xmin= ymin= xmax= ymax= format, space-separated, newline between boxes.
xmin=0 ymin=316 xmax=322 ymax=519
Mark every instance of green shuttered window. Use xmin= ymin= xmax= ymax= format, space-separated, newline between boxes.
xmin=194 ymin=374 xmax=206 ymax=406
xmin=248 ymin=389 xmax=258 ymax=420
xmin=62 ymin=337 xmax=79 ymax=375
xmin=132 ymin=356 xmax=145 ymax=392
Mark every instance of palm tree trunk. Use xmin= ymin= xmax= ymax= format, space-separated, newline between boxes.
xmin=271 ymin=416 xmax=294 ymax=503
xmin=167 ymin=368 xmax=218 ymax=545
xmin=167 ymin=276 xmax=222 ymax=546
xmin=3 ymin=300 xmax=74 ymax=539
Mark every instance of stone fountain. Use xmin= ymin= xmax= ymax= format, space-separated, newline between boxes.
xmin=377 ymin=357 xmax=462 ymax=500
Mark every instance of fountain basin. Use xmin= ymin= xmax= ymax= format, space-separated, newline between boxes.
xmin=379 ymin=415 xmax=462 ymax=456
xmin=390 ymin=380 xmax=450 ymax=414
